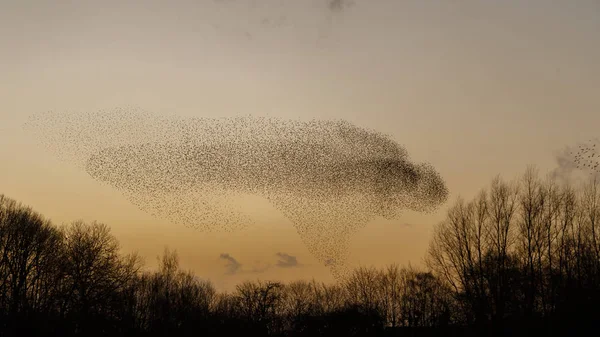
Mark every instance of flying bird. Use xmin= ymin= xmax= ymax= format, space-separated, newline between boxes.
xmin=569 ymin=138 xmax=600 ymax=174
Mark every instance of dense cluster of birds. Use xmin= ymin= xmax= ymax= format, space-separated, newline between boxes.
xmin=571 ymin=139 xmax=600 ymax=173
xmin=23 ymin=108 xmax=448 ymax=278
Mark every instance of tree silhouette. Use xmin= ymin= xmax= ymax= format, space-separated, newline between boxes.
xmin=1 ymin=166 xmax=600 ymax=336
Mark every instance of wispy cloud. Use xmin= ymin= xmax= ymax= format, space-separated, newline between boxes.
xmin=276 ymin=252 xmax=301 ymax=268
xmin=219 ymin=253 xmax=242 ymax=275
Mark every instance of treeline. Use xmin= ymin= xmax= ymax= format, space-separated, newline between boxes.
xmin=1 ymin=166 xmax=600 ymax=336
xmin=426 ymin=167 xmax=600 ymax=335
xmin=0 ymin=193 xmax=444 ymax=337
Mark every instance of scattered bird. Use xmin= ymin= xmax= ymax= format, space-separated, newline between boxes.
xmin=571 ymin=138 xmax=600 ymax=174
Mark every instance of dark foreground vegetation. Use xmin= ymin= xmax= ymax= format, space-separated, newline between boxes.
xmin=1 ymin=166 xmax=600 ymax=336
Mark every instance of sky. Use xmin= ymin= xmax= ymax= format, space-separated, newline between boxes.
xmin=0 ymin=0 xmax=599 ymax=291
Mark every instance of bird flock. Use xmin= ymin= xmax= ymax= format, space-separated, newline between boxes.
xmin=23 ymin=108 xmax=448 ymax=279
xmin=570 ymin=139 xmax=600 ymax=173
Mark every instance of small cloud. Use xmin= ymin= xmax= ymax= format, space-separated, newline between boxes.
xmin=276 ymin=252 xmax=301 ymax=268
xmin=220 ymin=253 xmax=242 ymax=275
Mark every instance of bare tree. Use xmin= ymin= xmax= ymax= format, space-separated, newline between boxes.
xmin=427 ymin=197 xmax=488 ymax=323
xmin=133 ymin=247 xmax=216 ymax=335
xmin=282 ymin=280 xmax=313 ymax=319
xmin=517 ymin=167 xmax=546 ymax=316
xmin=377 ymin=264 xmax=403 ymax=327
xmin=344 ymin=266 xmax=382 ymax=313
xmin=235 ymin=280 xmax=285 ymax=334
xmin=580 ymin=176 xmax=600 ymax=272
xmin=400 ymin=266 xmax=451 ymax=327
xmin=60 ymin=220 xmax=141 ymax=335
xmin=0 ymin=194 xmax=65 ymax=336
xmin=427 ymin=174 xmax=520 ymax=324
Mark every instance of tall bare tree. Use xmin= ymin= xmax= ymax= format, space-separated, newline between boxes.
xmin=0 ymin=197 xmax=66 ymax=333
xmin=60 ymin=221 xmax=141 ymax=335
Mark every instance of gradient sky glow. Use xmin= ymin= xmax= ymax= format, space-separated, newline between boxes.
xmin=1 ymin=0 xmax=599 ymax=291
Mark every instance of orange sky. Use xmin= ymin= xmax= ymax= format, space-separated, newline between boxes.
xmin=1 ymin=0 xmax=599 ymax=291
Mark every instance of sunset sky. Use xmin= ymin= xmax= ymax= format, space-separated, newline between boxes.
xmin=1 ymin=0 xmax=599 ymax=291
